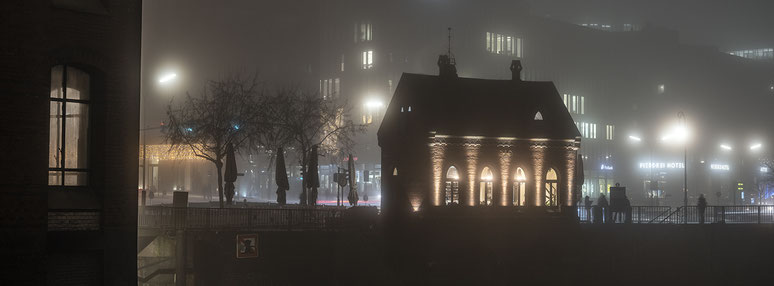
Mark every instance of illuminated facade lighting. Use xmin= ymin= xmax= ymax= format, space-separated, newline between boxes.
xmin=720 ymin=144 xmax=732 ymax=151
xmin=750 ymin=143 xmax=762 ymax=150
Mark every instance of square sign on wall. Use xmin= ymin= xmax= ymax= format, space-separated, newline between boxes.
xmin=236 ymin=234 xmax=258 ymax=258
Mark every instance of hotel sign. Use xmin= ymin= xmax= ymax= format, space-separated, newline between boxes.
xmin=639 ymin=162 xmax=684 ymax=169
xmin=710 ymin=164 xmax=730 ymax=171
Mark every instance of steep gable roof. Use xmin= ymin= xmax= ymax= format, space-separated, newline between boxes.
xmin=379 ymin=73 xmax=581 ymax=140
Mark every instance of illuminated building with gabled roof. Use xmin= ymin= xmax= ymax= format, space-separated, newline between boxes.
xmin=378 ymin=57 xmax=582 ymax=216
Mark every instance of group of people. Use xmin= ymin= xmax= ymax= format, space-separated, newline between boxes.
xmin=583 ymin=193 xmax=710 ymax=224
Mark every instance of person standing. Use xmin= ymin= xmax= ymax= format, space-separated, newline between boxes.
xmin=697 ymin=194 xmax=708 ymax=224
xmin=584 ymin=196 xmax=593 ymax=222
xmin=598 ymin=194 xmax=609 ymax=223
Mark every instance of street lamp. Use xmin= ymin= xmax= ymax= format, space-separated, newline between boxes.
xmin=142 ymin=72 xmax=178 ymax=205
xmin=676 ymin=111 xmax=688 ymax=223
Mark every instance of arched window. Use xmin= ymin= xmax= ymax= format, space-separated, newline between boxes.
xmin=392 ymin=167 xmax=398 ymax=176
xmin=513 ymin=167 xmax=527 ymax=206
xmin=444 ymin=166 xmax=460 ymax=205
xmin=545 ymin=168 xmax=558 ymax=206
xmin=534 ymin=111 xmax=543 ymax=120
xmin=49 ymin=65 xmax=90 ymax=186
xmin=479 ymin=167 xmax=494 ymax=206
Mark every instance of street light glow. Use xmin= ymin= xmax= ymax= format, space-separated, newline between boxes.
xmin=628 ymin=135 xmax=641 ymax=142
xmin=159 ymin=73 xmax=177 ymax=83
xmin=365 ymin=100 xmax=383 ymax=108
xmin=720 ymin=144 xmax=732 ymax=151
xmin=750 ymin=143 xmax=762 ymax=150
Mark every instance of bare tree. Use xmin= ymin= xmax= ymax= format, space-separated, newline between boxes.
xmin=164 ymin=73 xmax=264 ymax=208
xmin=273 ymin=88 xmax=365 ymax=205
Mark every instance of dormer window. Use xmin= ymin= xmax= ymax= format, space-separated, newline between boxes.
xmin=534 ymin=111 xmax=543 ymax=120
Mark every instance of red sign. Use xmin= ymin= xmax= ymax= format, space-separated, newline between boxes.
xmin=236 ymin=234 xmax=258 ymax=258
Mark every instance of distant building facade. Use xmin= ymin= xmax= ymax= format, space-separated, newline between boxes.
xmin=0 ymin=1 xmax=141 ymax=284
xmin=315 ymin=0 xmax=774 ymax=206
xmin=378 ymin=58 xmax=581 ymax=215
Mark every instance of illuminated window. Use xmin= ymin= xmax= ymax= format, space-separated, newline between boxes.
xmin=407 ymin=106 xmax=412 ymax=112
xmin=485 ymin=32 xmax=523 ymax=57
xmin=513 ymin=167 xmax=526 ymax=206
xmin=49 ymin=65 xmax=90 ymax=186
xmin=362 ymin=50 xmax=373 ymax=69
xmin=658 ymin=84 xmax=665 ymax=94
xmin=393 ymin=167 xmax=398 ymax=176
xmin=562 ymin=94 xmax=584 ymax=115
xmin=445 ymin=166 xmax=460 ymax=205
xmin=728 ymin=48 xmax=773 ymax=60
xmin=576 ymin=122 xmax=597 ymax=139
xmin=319 ymin=78 xmax=340 ymax=99
xmin=534 ymin=111 xmax=543 ymax=120
xmin=340 ymin=54 xmax=345 ymax=72
xmin=545 ymin=168 xmax=558 ymax=206
xmin=479 ymin=167 xmax=494 ymax=206
xmin=354 ymin=22 xmax=372 ymax=42
xmin=606 ymin=125 xmax=615 ymax=140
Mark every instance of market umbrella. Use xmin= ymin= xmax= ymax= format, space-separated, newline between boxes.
xmin=275 ymin=147 xmax=289 ymax=206
xmin=224 ymin=142 xmax=238 ymax=205
xmin=347 ymin=154 xmax=358 ymax=206
xmin=306 ymin=145 xmax=320 ymax=205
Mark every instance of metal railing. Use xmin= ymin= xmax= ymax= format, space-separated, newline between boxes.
xmin=676 ymin=205 xmax=774 ymax=224
xmin=138 ymin=206 xmax=344 ymax=231
xmin=578 ymin=206 xmax=671 ymax=224
xmin=579 ymin=205 xmax=774 ymax=224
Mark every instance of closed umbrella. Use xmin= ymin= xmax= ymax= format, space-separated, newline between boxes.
xmin=575 ymin=154 xmax=585 ymax=205
xmin=275 ymin=147 xmax=289 ymax=206
xmin=306 ymin=145 xmax=320 ymax=205
xmin=224 ymin=143 xmax=238 ymax=205
xmin=347 ymin=154 xmax=358 ymax=206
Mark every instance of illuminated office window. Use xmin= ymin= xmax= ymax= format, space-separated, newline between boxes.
xmin=362 ymin=50 xmax=373 ymax=69
xmin=485 ymin=32 xmax=522 ymax=57
xmin=606 ymin=125 xmax=615 ymax=140
xmin=355 ymin=22 xmax=372 ymax=42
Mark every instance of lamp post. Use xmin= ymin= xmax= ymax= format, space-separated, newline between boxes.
xmin=677 ymin=111 xmax=687 ymax=223
xmin=142 ymin=72 xmax=177 ymax=205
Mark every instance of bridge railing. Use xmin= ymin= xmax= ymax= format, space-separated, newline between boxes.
xmin=578 ymin=205 xmax=774 ymax=224
xmin=138 ymin=206 xmax=344 ymax=231
xmin=676 ymin=205 xmax=774 ymax=224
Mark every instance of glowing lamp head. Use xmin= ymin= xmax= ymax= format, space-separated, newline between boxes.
xmin=628 ymin=135 xmax=642 ymax=142
xmin=720 ymin=144 xmax=732 ymax=151
xmin=750 ymin=143 xmax=762 ymax=151
xmin=365 ymin=100 xmax=383 ymax=108
xmin=159 ymin=73 xmax=177 ymax=84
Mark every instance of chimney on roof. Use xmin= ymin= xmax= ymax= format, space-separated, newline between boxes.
xmin=438 ymin=54 xmax=457 ymax=78
xmin=510 ymin=60 xmax=523 ymax=82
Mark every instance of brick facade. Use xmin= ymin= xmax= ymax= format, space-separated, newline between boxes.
xmin=0 ymin=1 xmax=141 ymax=284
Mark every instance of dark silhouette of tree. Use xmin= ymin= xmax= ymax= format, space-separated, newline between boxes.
xmin=164 ymin=73 xmax=264 ymax=208
xmin=273 ymin=88 xmax=365 ymax=205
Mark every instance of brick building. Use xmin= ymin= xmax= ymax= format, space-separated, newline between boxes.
xmin=378 ymin=57 xmax=581 ymax=216
xmin=0 ymin=1 xmax=141 ymax=284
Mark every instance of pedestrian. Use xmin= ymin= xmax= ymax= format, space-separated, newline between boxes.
xmin=598 ymin=194 xmax=609 ymax=223
xmin=697 ymin=194 xmax=708 ymax=224
xmin=584 ymin=196 xmax=593 ymax=222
